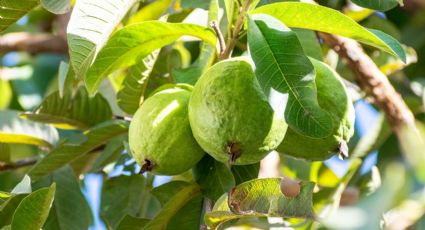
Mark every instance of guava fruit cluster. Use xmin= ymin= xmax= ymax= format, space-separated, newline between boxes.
xmin=129 ymin=58 xmax=354 ymax=175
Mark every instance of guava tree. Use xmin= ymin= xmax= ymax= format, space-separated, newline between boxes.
xmin=0 ymin=0 xmax=425 ymax=229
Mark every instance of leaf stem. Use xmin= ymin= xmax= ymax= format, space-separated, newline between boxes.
xmin=210 ymin=20 xmax=226 ymax=55
xmin=220 ymin=0 xmax=253 ymax=60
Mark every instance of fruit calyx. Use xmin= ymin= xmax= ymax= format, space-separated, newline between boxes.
xmin=140 ymin=159 xmax=155 ymax=173
xmin=227 ymin=142 xmax=241 ymax=163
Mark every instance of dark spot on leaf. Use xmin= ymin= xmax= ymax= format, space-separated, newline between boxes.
xmin=280 ymin=178 xmax=301 ymax=198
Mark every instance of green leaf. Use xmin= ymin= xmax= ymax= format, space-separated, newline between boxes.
xmin=11 ymin=184 xmax=56 ymax=230
xmin=0 ymin=0 xmax=39 ymax=32
xmin=29 ymin=120 xmax=129 ymax=180
xmin=128 ymin=0 xmax=173 ymax=24
xmin=0 ymin=194 xmax=27 ymax=228
xmin=40 ymin=167 xmax=92 ymax=230
xmin=101 ymin=174 xmax=156 ymax=228
xmin=67 ymin=0 xmax=137 ymax=77
xmin=117 ymin=52 xmax=159 ymax=115
xmin=397 ymin=122 xmax=425 ymax=181
xmin=293 ymin=28 xmax=323 ymax=60
xmin=0 ymin=79 xmax=12 ymax=109
xmin=151 ymin=181 xmax=189 ymax=205
xmin=41 ymin=0 xmax=71 ymax=14
xmin=21 ymin=87 xmax=112 ymax=130
xmin=252 ymin=2 xmax=406 ymax=62
xmin=351 ymin=114 xmax=391 ymax=158
xmin=145 ymin=183 xmax=202 ymax=230
xmin=0 ymin=110 xmax=58 ymax=148
xmin=231 ymin=163 xmax=260 ymax=185
xmin=173 ymin=0 xmax=218 ymax=85
xmin=193 ymin=155 xmax=235 ymax=201
xmin=116 ymin=215 xmax=150 ymax=230
xmin=57 ymin=61 xmax=74 ymax=98
xmin=247 ymin=14 xmax=333 ymax=138
xmin=229 ymin=178 xmax=315 ymax=217
xmin=352 ymin=0 xmax=402 ymax=11
xmin=89 ymin=135 xmax=126 ymax=172
xmin=85 ymin=21 xmax=217 ymax=95
xmin=205 ymin=178 xmax=315 ymax=229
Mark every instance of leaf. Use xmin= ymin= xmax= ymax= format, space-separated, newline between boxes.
xmin=397 ymin=122 xmax=425 ymax=181
xmin=352 ymin=0 xmax=402 ymax=11
xmin=0 ymin=0 xmax=39 ymax=32
xmin=205 ymin=178 xmax=315 ymax=229
xmin=193 ymin=155 xmax=235 ymax=201
xmin=116 ymin=215 xmax=150 ymax=230
xmin=40 ymin=167 xmax=92 ymax=230
xmin=85 ymin=21 xmax=217 ymax=95
xmin=101 ymin=174 xmax=156 ymax=228
xmin=41 ymin=0 xmax=71 ymax=14
xmin=0 ymin=79 xmax=12 ymax=109
xmin=145 ymin=183 xmax=202 ymax=230
xmin=89 ymin=135 xmax=126 ymax=172
xmin=351 ymin=114 xmax=391 ymax=158
xmin=0 ymin=110 xmax=59 ymax=148
xmin=151 ymin=181 xmax=189 ymax=205
xmin=117 ymin=52 xmax=159 ymax=115
xmin=173 ymin=0 xmax=218 ymax=85
xmin=29 ymin=120 xmax=129 ymax=180
xmin=231 ymin=163 xmax=260 ymax=185
xmin=252 ymin=2 xmax=406 ymax=62
xmin=67 ymin=0 xmax=137 ymax=78
xmin=229 ymin=178 xmax=315 ymax=217
xmin=293 ymin=28 xmax=323 ymax=60
xmin=11 ymin=175 xmax=31 ymax=194
xmin=247 ymin=14 xmax=333 ymax=138
xmin=128 ymin=0 xmax=173 ymax=24
xmin=0 ymin=194 xmax=27 ymax=228
xmin=21 ymin=87 xmax=112 ymax=130
xmin=11 ymin=184 xmax=56 ymax=230
xmin=57 ymin=61 xmax=74 ymax=98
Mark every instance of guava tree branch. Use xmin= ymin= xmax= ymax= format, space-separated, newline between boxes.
xmin=318 ymin=32 xmax=415 ymax=131
xmin=0 ymin=32 xmax=68 ymax=54
xmin=0 ymin=157 xmax=39 ymax=171
xmin=220 ymin=0 xmax=252 ymax=60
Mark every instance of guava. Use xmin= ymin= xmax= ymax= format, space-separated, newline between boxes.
xmin=129 ymin=84 xmax=205 ymax=175
xmin=277 ymin=58 xmax=355 ymax=160
xmin=188 ymin=59 xmax=287 ymax=165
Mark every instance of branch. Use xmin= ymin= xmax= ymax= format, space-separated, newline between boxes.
xmin=0 ymin=157 xmax=39 ymax=171
xmin=220 ymin=0 xmax=253 ymax=60
xmin=0 ymin=32 xmax=68 ymax=54
xmin=318 ymin=32 xmax=415 ymax=131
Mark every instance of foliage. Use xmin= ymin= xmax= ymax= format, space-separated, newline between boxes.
xmin=0 ymin=0 xmax=424 ymax=229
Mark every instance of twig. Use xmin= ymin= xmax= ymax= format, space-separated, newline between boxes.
xmin=0 ymin=32 xmax=68 ymax=54
xmin=220 ymin=0 xmax=253 ymax=60
xmin=318 ymin=32 xmax=415 ymax=131
xmin=210 ymin=20 xmax=226 ymax=56
xmin=0 ymin=157 xmax=39 ymax=171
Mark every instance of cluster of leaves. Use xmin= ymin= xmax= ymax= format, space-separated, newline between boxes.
xmin=0 ymin=0 xmax=424 ymax=229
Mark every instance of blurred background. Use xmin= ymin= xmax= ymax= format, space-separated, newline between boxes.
xmin=1 ymin=0 xmax=425 ymax=229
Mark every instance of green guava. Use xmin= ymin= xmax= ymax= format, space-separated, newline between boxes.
xmin=188 ymin=58 xmax=287 ymax=165
xmin=277 ymin=58 xmax=355 ymax=160
xmin=129 ymin=85 xmax=205 ymax=175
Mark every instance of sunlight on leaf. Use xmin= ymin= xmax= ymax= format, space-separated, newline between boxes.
xmin=253 ymin=2 xmax=406 ymax=62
